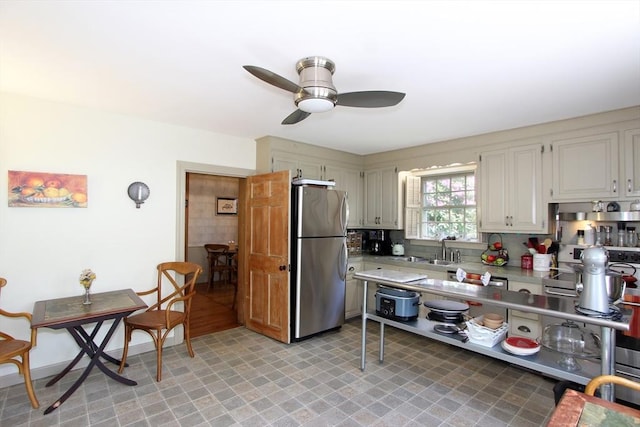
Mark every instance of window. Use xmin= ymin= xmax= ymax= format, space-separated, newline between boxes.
xmin=405 ymin=167 xmax=478 ymax=241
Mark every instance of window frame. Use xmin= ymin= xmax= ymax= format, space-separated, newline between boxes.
xmin=404 ymin=165 xmax=478 ymax=242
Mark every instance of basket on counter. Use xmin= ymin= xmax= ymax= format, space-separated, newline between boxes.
xmin=480 ymin=233 xmax=509 ymax=266
xmin=465 ymin=317 xmax=509 ymax=347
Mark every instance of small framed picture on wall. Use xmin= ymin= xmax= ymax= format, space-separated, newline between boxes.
xmin=216 ymin=197 xmax=237 ymax=215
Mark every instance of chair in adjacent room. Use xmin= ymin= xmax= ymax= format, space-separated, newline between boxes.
xmin=205 ymin=244 xmax=233 ymax=291
xmin=118 ymin=262 xmax=202 ymax=382
xmin=0 ymin=277 xmax=39 ymax=408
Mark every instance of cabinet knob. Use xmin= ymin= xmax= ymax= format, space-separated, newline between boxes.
xmin=613 ymin=179 xmax=617 ymax=193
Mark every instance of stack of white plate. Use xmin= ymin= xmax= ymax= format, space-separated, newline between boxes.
xmin=501 ymin=336 xmax=541 ymax=356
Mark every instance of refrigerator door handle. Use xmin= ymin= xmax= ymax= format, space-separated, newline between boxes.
xmin=340 ymin=241 xmax=348 ymax=280
xmin=340 ymin=193 xmax=349 ymax=234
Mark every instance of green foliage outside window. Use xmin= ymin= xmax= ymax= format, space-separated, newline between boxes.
xmin=421 ymin=172 xmax=477 ymax=241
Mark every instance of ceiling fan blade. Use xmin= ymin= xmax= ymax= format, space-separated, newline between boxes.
xmin=336 ymin=91 xmax=406 ymax=108
xmin=282 ymin=109 xmax=311 ymax=125
xmin=243 ymin=65 xmax=302 ymax=93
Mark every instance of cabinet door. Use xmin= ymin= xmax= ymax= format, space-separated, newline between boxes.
xmin=272 ymin=157 xmax=299 ymax=175
xmin=272 ymin=153 xmax=323 ymax=180
xmin=510 ymin=145 xmax=544 ymax=232
xmin=479 ymin=150 xmax=509 ymax=231
xmin=480 ymin=144 xmax=544 ymax=233
xmin=323 ymin=165 xmax=344 ymax=188
xmin=364 ymin=167 xmax=398 ymax=228
xmin=378 ymin=167 xmax=398 ymax=228
xmin=364 ymin=170 xmax=381 ymax=227
xmin=624 ymin=128 xmax=640 ymax=197
xmin=343 ymin=169 xmax=363 ymax=228
xmin=551 ymin=132 xmax=619 ymax=200
xmin=508 ymin=281 xmax=542 ymax=320
xmin=345 ymin=262 xmax=363 ymax=319
xmin=297 ymin=159 xmax=323 ymax=180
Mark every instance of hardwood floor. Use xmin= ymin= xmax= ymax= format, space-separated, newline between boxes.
xmin=189 ymin=281 xmax=240 ymax=338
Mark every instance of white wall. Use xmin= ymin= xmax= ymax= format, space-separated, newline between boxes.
xmin=0 ymin=92 xmax=256 ymax=380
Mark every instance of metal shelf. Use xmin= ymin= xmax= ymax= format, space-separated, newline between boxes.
xmin=364 ymin=311 xmax=600 ymax=385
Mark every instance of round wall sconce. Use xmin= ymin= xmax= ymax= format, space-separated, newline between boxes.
xmin=127 ymin=182 xmax=150 ymax=208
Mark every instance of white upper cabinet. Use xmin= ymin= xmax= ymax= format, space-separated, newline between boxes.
xmin=272 ymin=153 xmax=323 ymax=180
xmin=325 ymin=165 xmax=364 ymax=228
xmin=550 ymin=132 xmax=619 ymax=200
xmin=364 ymin=166 xmax=399 ymax=229
xmin=479 ymin=143 xmax=545 ymax=233
xmin=623 ymin=128 xmax=640 ymax=198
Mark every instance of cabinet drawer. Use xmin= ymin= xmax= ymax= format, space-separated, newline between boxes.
xmin=509 ymin=317 xmax=541 ymax=340
xmin=509 ymin=282 xmax=542 ymax=320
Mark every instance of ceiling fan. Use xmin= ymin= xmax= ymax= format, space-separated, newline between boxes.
xmin=243 ymin=56 xmax=406 ymax=125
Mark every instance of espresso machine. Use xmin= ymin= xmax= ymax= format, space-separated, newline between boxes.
xmin=577 ymin=246 xmax=610 ymax=314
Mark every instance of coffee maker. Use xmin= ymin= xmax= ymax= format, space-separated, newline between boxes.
xmin=369 ymin=230 xmax=391 ymax=255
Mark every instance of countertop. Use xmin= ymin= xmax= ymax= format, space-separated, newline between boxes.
xmin=354 ymin=254 xmax=559 ymax=285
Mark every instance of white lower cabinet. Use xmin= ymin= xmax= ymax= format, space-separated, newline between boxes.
xmin=507 ymin=281 xmax=542 ymax=338
xmin=345 ymin=260 xmax=364 ymax=319
xmin=509 ymin=316 xmax=542 ymax=340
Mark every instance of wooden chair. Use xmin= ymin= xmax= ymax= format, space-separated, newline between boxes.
xmin=0 ymin=277 xmax=39 ymax=408
xmin=118 ymin=262 xmax=202 ymax=382
xmin=205 ymin=244 xmax=233 ymax=290
xmin=584 ymin=374 xmax=640 ymax=397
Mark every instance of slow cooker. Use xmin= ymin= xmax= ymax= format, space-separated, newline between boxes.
xmin=375 ymin=287 xmax=420 ymax=321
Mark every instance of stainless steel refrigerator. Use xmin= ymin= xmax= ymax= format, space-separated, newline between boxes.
xmin=290 ymin=180 xmax=348 ymax=341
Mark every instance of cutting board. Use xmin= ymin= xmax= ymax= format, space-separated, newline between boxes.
xmin=357 ymin=269 xmax=427 ymax=283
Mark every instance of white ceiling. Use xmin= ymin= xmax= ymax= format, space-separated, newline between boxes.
xmin=1 ymin=1 xmax=639 ymax=155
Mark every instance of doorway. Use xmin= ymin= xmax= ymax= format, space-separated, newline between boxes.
xmin=176 ymin=161 xmax=254 ymax=339
xmin=186 ymin=172 xmax=240 ymax=337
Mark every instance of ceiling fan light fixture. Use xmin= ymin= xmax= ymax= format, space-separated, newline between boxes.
xmin=297 ymin=97 xmax=335 ymax=113
xmin=243 ymin=55 xmax=405 ymax=124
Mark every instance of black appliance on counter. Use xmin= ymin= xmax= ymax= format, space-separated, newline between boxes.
xmin=368 ymin=230 xmax=392 ymax=255
xmin=375 ymin=287 xmax=420 ymax=321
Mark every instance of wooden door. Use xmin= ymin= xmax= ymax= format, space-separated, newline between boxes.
xmin=244 ymin=170 xmax=291 ymax=343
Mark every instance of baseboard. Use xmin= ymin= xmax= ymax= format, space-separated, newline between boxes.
xmin=0 ymin=338 xmax=173 ymax=389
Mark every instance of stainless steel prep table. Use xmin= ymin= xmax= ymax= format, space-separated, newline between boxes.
xmin=354 ymin=269 xmax=631 ymax=402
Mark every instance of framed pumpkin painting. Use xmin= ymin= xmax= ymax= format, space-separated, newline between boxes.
xmin=8 ymin=170 xmax=88 ymax=208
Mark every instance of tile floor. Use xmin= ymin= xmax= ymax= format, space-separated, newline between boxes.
xmin=0 ymin=319 xmax=557 ymax=426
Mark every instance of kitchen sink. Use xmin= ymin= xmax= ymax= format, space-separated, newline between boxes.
xmin=428 ymin=259 xmax=453 ymax=266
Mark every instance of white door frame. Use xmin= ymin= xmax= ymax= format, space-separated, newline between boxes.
xmin=173 ymin=161 xmax=255 ymax=343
